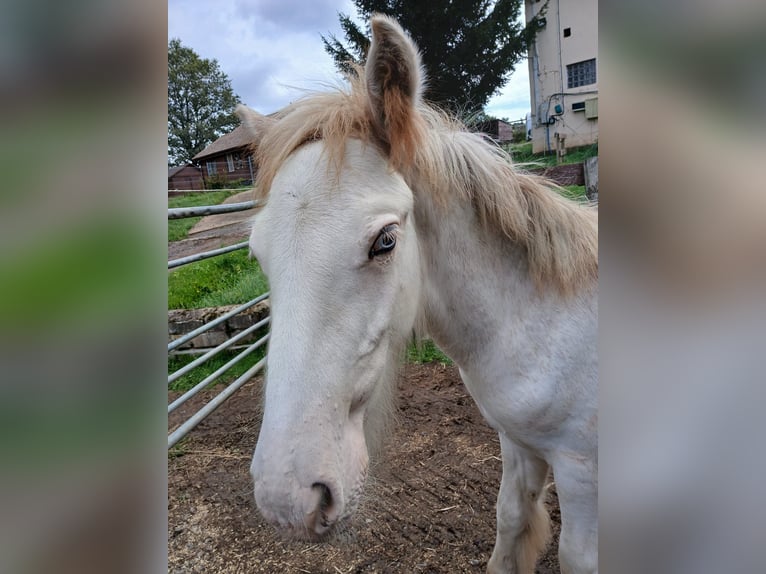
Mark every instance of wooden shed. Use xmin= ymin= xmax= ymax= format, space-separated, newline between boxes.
xmin=192 ymin=126 xmax=255 ymax=187
xmin=168 ymin=165 xmax=204 ymax=191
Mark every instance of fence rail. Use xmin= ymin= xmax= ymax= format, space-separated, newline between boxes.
xmin=168 ymin=200 xmax=267 ymax=449
xmin=168 ymin=292 xmax=269 ymax=352
xmin=168 ymin=241 xmax=250 ymax=269
xmin=168 ymin=358 xmax=266 ymax=449
xmin=168 ymin=333 xmax=270 ymax=414
xmin=168 ymin=200 xmax=258 ymax=219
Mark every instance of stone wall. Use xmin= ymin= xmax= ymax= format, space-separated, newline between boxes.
xmin=168 ymin=301 xmax=270 ymax=350
xmin=529 ymin=163 xmax=585 ymax=186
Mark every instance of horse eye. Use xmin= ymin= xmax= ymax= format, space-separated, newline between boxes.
xmin=369 ymin=224 xmax=398 ymax=259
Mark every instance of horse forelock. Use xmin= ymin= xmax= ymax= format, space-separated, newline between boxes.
xmin=251 ymin=72 xmax=373 ymax=202
xmin=252 ymin=70 xmax=597 ymax=296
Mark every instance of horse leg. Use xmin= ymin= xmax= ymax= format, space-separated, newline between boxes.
xmin=551 ymin=454 xmax=598 ymax=574
xmin=487 ymin=434 xmax=551 ymax=574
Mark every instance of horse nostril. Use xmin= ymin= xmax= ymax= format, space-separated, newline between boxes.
xmin=306 ymin=481 xmax=340 ymax=535
xmin=313 ymin=482 xmax=333 ymax=514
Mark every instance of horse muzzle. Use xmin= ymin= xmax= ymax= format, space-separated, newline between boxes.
xmin=252 ymin=477 xmax=342 ymax=539
xmin=251 ymin=447 xmax=368 ymax=540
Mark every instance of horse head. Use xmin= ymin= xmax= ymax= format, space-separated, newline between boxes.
xmin=238 ymin=15 xmax=424 ymax=538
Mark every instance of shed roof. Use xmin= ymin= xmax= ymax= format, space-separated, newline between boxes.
xmin=168 ymin=164 xmax=202 ymax=178
xmin=192 ymin=126 xmax=253 ymax=161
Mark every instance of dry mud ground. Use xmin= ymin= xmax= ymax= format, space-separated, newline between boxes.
xmin=168 ymin=363 xmax=561 ymax=573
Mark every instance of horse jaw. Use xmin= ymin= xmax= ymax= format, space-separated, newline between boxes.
xmin=248 ymin=140 xmax=421 ymax=538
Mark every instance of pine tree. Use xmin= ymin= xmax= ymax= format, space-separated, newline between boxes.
xmin=322 ymin=0 xmax=544 ymax=114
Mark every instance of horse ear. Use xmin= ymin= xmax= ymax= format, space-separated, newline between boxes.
xmin=236 ymin=104 xmax=275 ymax=147
xmin=365 ymin=15 xmax=425 ymax=167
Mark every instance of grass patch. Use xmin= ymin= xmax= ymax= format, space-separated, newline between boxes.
xmin=508 ymin=142 xmax=598 ymax=168
xmin=168 ymin=189 xmax=266 ymax=309
xmin=559 ymin=185 xmax=588 ymax=201
xmin=168 ymin=440 xmax=188 ymax=459
xmin=505 ymin=142 xmax=593 ymax=202
xmin=168 ymin=190 xmax=240 ymax=242
xmin=407 ymin=339 xmax=452 ymax=365
xmin=556 ymin=144 xmax=599 ymax=166
xmin=168 ymin=248 xmax=269 ymax=309
xmin=168 ymin=219 xmax=198 ymax=243
xmin=508 ymin=141 xmax=534 ymax=162
xmin=168 ymin=345 xmax=268 ymax=392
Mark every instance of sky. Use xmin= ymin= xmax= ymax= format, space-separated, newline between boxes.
xmin=168 ymin=0 xmax=531 ymax=121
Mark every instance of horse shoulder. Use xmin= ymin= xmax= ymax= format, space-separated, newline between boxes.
xmin=457 ymin=299 xmax=597 ymax=456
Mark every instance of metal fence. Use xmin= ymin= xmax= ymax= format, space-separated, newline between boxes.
xmin=168 ymin=200 xmax=267 ymax=449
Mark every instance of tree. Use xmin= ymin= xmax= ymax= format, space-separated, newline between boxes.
xmin=168 ymin=39 xmax=241 ymax=166
xmin=322 ymin=0 xmax=544 ymax=114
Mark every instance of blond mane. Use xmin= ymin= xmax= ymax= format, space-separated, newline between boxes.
xmin=251 ymin=72 xmax=597 ymax=295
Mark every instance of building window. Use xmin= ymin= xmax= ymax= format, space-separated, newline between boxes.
xmin=226 ymin=153 xmax=235 ymax=172
xmin=206 ymin=161 xmax=216 ymax=176
xmin=563 ymin=27 xmax=571 ymax=37
xmin=567 ymin=58 xmax=596 ymax=88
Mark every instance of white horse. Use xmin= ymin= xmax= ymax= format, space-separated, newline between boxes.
xmin=238 ymin=15 xmax=597 ymax=574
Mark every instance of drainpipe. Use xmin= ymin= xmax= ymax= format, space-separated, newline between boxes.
xmin=556 ymin=0 xmax=564 ymax=96
xmin=555 ymin=0 xmax=564 ymax=153
xmin=529 ymin=3 xmax=544 ymax=153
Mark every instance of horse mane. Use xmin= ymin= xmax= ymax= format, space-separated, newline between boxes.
xmin=252 ymin=72 xmax=598 ymax=295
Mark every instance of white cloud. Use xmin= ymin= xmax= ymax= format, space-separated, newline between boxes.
xmin=486 ymin=61 xmax=532 ymax=121
xmin=169 ymin=0 xmax=530 ymax=117
xmin=234 ymin=0 xmax=347 ymax=30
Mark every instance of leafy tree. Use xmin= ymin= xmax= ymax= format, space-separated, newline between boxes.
xmin=168 ymin=39 xmax=241 ymax=166
xmin=322 ymin=0 xmax=545 ymax=114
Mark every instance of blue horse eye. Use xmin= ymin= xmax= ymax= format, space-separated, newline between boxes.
xmin=369 ymin=225 xmax=398 ymax=259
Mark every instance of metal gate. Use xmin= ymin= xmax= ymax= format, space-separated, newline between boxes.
xmin=167 ymin=199 xmax=267 ymax=449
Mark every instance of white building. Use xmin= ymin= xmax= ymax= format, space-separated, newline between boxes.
xmin=525 ymin=0 xmax=598 ymax=153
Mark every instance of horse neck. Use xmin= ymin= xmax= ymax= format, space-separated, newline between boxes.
xmin=415 ymin=192 xmax=539 ymax=366
xmin=412 ymin=186 xmax=580 ymax=370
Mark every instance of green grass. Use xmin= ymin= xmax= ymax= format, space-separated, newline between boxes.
xmin=168 ymin=248 xmax=268 ymax=309
xmin=168 ymin=190 xmax=240 ymax=242
xmin=168 ymin=189 xmax=267 ymax=309
xmin=168 ymin=440 xmax=188 ymax=458
xmin=407 ymin=339 xmax=452 ymax=365
xmin=504 ymin=142 xmax=593 ymax=202
xmin=507 ymin=141 xmax=598 ymax=168
xmin=507 ymin=141 xmax=535 ymax=162
xmin=560 ymin=185 xmax=588 ymax=201
xmin=168 ymin=346 xmax=268 ymax=392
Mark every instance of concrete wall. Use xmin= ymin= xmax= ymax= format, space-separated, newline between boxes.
xmin=526 ymin=0 xmax=599 ymax=153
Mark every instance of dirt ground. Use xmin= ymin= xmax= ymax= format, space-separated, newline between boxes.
xmin=168 ymin=363 xmax=561 ymax=573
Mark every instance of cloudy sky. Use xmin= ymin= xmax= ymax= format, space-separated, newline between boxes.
xmin=168 ymin=0 xmax=531 ymax=121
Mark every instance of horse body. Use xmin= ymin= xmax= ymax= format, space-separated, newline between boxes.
xmin=411 ymin=147 xmax=598 ymax=574
xmin=239 ymin=15 xmax=597 ymax=573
